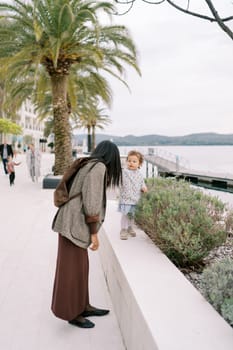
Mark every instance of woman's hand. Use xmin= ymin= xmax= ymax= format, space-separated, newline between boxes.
xmin=89 ymin=233 xmax=99 ymax=251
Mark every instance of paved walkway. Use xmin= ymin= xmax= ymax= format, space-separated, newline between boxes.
xmin=0 ymin=153 xmax=125 ymax=350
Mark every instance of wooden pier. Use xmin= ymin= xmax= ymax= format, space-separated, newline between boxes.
xmin=144 ymin=153 xmax=233 ymax=193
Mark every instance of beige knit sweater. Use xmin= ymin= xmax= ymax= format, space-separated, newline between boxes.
xmin=52 ymin=160 xmax=107 ymax=248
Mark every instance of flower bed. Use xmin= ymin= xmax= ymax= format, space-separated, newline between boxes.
xmin=135 ymin=177 xmax=233 ymax=326
xmin=99 ymin=200 xmax=233 ymax=350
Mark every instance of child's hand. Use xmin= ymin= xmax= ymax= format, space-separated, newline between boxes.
xmin=141 ymin=186 xmax=148 ymax=193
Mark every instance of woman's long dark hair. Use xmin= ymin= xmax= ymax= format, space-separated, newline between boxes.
xmin=90 ymin=140 xmax=122 ymax=187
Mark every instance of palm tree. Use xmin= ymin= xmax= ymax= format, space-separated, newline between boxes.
xmin=34 ymin=67 xmax=113 ymax=152
xmin=0 ymin=75 xmax=22 ymax=122
xmin=0 ymin=79 xmax=4 ymax=119
xmin=74 ymin=101 xmax=96 ymax=153
xmin=76 ymin=101 xmax=111 ymax=152
xmin=0 ymin=0 xmax=140 ymax=174
xmin=90 ymin=107 xmax=111 ymax=151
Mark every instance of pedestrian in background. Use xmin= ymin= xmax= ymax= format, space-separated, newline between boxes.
xmin=6 ymin=155 xmax=21 ymax=186
xmin=26 ymin=143 xmax=41 ymax=182
xmin=118 ymin=150 xmax=147 ymax=240
xmin=51 ymin=140 xmax=122 ymax=329
xmin=0 ymin=141 xmax=14 ymax=174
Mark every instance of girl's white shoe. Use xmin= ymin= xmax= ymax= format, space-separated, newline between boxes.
xmin=120 ymin=229 xmax=128 ymax=240
xmin=127 ymin=226 xmax=136 ymax=237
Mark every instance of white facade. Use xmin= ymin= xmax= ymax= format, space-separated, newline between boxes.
xmin=17 ymin=99 xmax=45 ymax=150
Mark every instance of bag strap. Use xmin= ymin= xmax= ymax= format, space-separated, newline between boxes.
xmin=58 ymin=191 xmax=81 ymax=208
xmin=68 ymin=192 xmax=81 ymax=202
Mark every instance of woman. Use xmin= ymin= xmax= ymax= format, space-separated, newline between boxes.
xmin=26 ymin=143 xmax=41 ymax=182
xmin=51 ymin=140 xmax=122 ymax=328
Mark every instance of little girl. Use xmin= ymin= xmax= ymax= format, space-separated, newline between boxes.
xmin=7 ymin=155 xmax=21 ymax=186
xmin=118 ymin=150 xmax=147 ymax=240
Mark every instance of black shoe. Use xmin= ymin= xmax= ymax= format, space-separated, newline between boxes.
xmin=68 ymin=318 xmax=95 ymax=328
xmin=82 ymin=308 xmax=110 ymax=317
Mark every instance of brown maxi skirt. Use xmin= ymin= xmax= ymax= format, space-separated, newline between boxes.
xmin=51 ymin=234 xmax=89 ymax=321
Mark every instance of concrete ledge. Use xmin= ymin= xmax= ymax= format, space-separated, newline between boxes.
xmin=42 ymin=174 xmax=61 ymax=189
xmin=99 ymin=200 xmax=233 ymax=350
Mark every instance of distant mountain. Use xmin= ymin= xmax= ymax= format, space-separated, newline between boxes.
xmin=73 ymin=132 xmax=233 ymax=146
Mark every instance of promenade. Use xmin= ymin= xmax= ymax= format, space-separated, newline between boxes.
xmin=0 ymin=153 xmax=124 ymax=350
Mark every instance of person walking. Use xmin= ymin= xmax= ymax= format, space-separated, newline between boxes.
xmin=0 ymin=141 xmax=14 ymax=174
xmin=6 ymin=155 xmax=21 ymax=186
xmin=51 ymin=140 xmax=122 ymax=329
xmin=26 ymin=143 xmax=41 ymax=182
xmin=118 ymin=150 xmax=147 ymax=240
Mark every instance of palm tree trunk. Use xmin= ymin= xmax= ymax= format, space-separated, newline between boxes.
xmin=91 ymin=125 xmax=96 ymax=151
xmin=87 ymin=126 xmax=91 ymax=153
xmin=51 ymin=74 xmax=72 ymax=175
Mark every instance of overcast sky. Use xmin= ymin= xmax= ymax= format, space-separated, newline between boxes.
xmin=94 ymin=0 xmax=233 ymax=137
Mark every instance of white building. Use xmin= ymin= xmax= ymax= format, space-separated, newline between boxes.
xmin=16 ymin=99 xmax=45 ymax=150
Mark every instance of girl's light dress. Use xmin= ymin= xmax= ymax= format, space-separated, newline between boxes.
xmin=118 ymin=168 xmax=146 ymax=216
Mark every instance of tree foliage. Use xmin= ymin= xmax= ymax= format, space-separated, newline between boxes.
xmin=0 ymin=0 xmax=140 ymax=174
xmin=0 ymin=118 xmax=22 ymax=135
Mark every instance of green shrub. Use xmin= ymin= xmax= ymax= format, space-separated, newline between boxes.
xmin=225 ymin=210 xmax=233 ymax=234
xmin=200 ymin=258 xmax=233 ymax=325
xmin=221 ymin=298 xmax=233 ymax=326
xmin=135 ymin=178 xmax=227 ymax=268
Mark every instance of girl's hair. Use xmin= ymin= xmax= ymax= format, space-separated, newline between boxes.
xmin=127 ymin=150 xmax=144 ymax=166
xmin=90 ymin=140 xmax=122 ymax=187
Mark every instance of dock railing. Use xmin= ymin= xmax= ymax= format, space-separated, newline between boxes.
xmin=145 ymin=147 xmax=233 ymax=193
xmin=145 ymin=147 xmax=190 ymax=177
